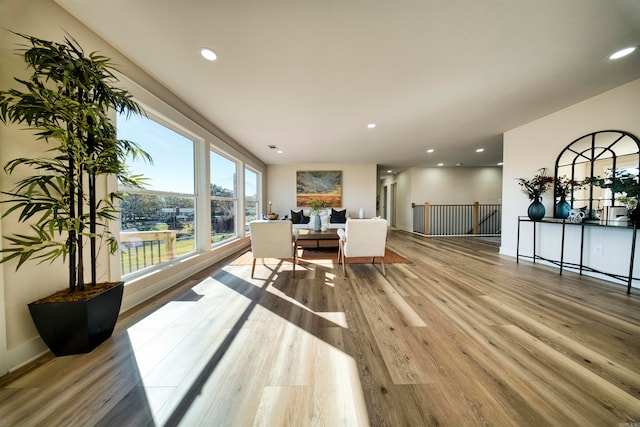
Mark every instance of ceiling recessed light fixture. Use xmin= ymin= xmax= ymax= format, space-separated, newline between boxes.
xmin=387 ymin=170 xmax=393 ymax=173
xmin=475 ymin=148 xmax=484 ymax=153
xmin=276 ymin=150 xmax=283 ymax=154
xmin=426 ymin=149 xmax=434 ymax=153
xmin=609 ymin=46 xmax=637 ymax=60
xmin=200 ymin=48 xmax=218 ymax=61
xmin=497 ymin=162 xmax=504 ymax=166
xmin=367 ymin=123 xmax=377 ymax=129
xmin=437 ymin=163 xmax=444 ymax=167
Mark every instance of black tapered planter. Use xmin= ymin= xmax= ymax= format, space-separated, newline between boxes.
xmin=630 ymin=206 xmax=640 ymax=226
xmin=28 ymin=282 xmax=124 ymax=356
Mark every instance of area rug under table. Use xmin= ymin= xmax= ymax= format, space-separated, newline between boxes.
xmin=230 ymin=247 xmax=410 ymax=266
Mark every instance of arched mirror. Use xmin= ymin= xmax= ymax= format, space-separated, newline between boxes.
xmin=554 ymin=130 xmax=640 ymax=222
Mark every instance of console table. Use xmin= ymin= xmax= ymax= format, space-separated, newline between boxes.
xmin=516 ymin=217 xmax=639 ymax=295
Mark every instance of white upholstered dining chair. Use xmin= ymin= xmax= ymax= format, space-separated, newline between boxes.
xmin=337 ymin=218 xmax=388 ymax=276
xmin=249 ymin=220 xmax=298 ymax=278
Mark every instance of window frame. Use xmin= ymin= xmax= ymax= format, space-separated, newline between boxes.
xmin=116 ymin=109 xmax=200 ymax=278
xmin=244 ymin=165 xmax=261 ymax=235
xmin=209 ymin=146 xmax=241 ymax=247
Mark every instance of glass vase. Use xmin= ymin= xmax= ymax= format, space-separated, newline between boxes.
xmin=554 ymin=196 xmax=570 ymax=219
xmin=528 ymin=197 xmax=545 ymax=221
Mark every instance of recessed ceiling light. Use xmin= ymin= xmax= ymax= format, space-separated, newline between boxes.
xmin=437 ymin=163 xmax=444 ymax=166
xmin=497 ymin=162 xmax=504 ymax=166
xmin=387 ymin=170 xmax=392 ymax=173
xmin=277 ymin=150 xmax=283 ymax=154
xmin=426 ymin=149 xmax=434 ymax=153
xmin=367 ymin=123 xmax=377 ymax=129
xmin=475 ymin=148 xmax=484 ymax=153
xmin=200 ymin=48 xmax=218 ymax=61
xmin=609 ymin=46 xmax=636 ymax=60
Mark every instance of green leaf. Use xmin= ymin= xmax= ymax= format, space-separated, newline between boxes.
xmin=0 ymin=31 xmax=152 ymax=281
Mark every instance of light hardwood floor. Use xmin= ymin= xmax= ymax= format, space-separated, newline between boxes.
xmin=1 ymin=230 xmax=639 ymax=426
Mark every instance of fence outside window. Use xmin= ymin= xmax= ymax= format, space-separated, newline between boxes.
xmin=120 ymin=230 xmax=178 ymax=275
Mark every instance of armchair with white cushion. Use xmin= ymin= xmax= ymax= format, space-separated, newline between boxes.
xmin=249 ymin=220 xmax=299 ymax=278
xmin=337 ymin=218 xmax=388 ymax=276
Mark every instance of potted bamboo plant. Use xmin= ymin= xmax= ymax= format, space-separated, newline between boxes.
xmin=0 ymin=32 xmax=151 ymax=355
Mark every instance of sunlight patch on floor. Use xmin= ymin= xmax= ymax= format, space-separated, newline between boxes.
xmin=121 ymin=265 xmax=363 ymax=425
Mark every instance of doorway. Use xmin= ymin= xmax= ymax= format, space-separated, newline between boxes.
xmin=382 ymin=185 xmax=388 ymax=219
xmin=390 ymin=183 xmax=397 ymax=228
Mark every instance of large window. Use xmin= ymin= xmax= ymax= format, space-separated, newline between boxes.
xmin=210 ymin=150 xmax=238 ymax=245
xmin=245 ymin=168 xmax=259 ymax=234
xmin=117 ymin=112 xmax=197 ymax=276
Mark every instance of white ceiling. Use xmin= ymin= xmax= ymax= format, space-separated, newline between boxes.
xmin=55 ymin=0 xmax=640 ymax=174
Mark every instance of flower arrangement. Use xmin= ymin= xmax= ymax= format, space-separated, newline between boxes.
xmin=517 ymin=168 xmax=554 ymax=201
xmin=555 ymin=175 xmax=582 ymax=199
xmin=308 ymin=198 xmax=330 ymax=215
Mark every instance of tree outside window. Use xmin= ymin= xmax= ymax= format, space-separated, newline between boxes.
xmin=210 ymin=150 xmax=238 ymax=245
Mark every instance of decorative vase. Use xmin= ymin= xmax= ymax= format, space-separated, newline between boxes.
xmin=313 ymin=214 xmax=322 ymax=231
xmin=554 ymin=197 xmax=570 ymax=219
xmin=528 ymin=198 xmax=545 ymax=221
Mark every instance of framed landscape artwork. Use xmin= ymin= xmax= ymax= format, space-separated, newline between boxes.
xmin=296 ymin=171 xmax=342 ymax=207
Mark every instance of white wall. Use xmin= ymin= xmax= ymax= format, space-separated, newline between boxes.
xmin=0 ymin=0 xmax=264 ymax=372
xmin=410 ymin=167 xmax=503 ymax=204
xmin=380 ymin=167 xmax=503 ymax=232
xmin=266 ymin=164 xmax=377 ymax=219
xmin=501 ymin=78 xmax=640 ymax=287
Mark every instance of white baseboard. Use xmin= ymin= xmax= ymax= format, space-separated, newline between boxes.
xmin=7 ymin=337 xmax=48 ymax=373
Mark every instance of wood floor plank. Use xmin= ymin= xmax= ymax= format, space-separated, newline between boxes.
xmin=348 ymin=274 xmax=439 ymax=385
xmin=398 ymin=294 xmax=572 ymax=425
xmin=1 ymin=231 xmax=640 ymax=426
xmin=253 ymin=385 xmax=313 ymax=426
xmin=169 ymin=328 xmax=277 ymax=426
